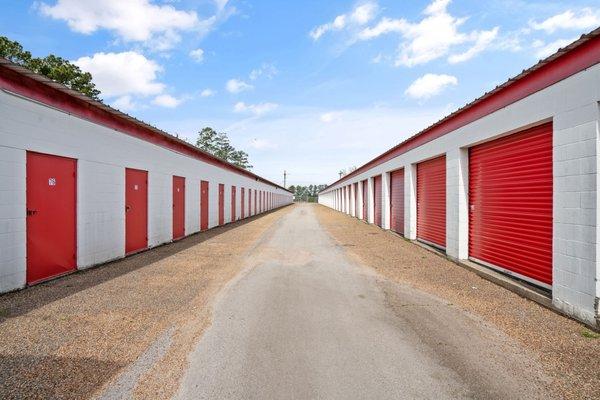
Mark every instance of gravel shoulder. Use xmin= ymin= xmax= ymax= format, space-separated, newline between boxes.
xmin=0 ymin=206 xmax=292 ymax=400
xmin=313 ymin=204 xmax=600 ymax=400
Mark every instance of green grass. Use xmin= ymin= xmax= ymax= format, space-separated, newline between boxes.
xmin=581 ymin=329 xmax=600 ymax=339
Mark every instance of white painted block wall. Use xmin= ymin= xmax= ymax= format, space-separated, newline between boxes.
xmin=0 ymin=90 xmax=292 ymax=293
xmin=319 ymin=64 xmax=600 ymax=326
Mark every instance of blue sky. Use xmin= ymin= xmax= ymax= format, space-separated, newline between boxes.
xmin=1 ymin=0 xmax=599 ymax=185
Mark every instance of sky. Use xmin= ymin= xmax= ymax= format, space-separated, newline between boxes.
xmin=1 ymin=0 xmax=599 ymax=186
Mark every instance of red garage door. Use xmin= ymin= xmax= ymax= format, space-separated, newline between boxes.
xmin=373 ymin=175 xmax=382 ymax=227
xmin=254 ymin=190 xmax=257 ymax=215
xmin=173 ymin=176 xmax=185 ymax=240
xmin=231 ymin=185 xmax=237 ymax=222
xmin=218 ymin=183 xmax=225 ymax=225
xmin=125 ymin=168 xmax=148 ymax=254
xmin=362 ymin=180 xmax=368 ymax=221
xmin=26 ymin=152 xmax=77 ymax=284
xmin=469 ymin=123 xmax=553 ymax=287
xmin=354 ymin=182 xmax=359 ymax=217
xmin=390 ymin=169 xmax=404 ymax=235
xmin=200 ymin=180 xmax=209 ymax=231
xmin=241 ymin=188 xmax=245 ymax=219
xmin=417 ymin=156 xmax=446 ymax=249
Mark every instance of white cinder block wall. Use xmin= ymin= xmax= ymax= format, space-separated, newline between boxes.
xmin=319 ymin=63 xmax=600 ymax=327
xmin=0 ymin=89 xmax=292 ymax=293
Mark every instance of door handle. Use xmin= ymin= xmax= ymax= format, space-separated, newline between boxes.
xmin=125 ymin=205 xmax=132 ymax=212
xmin=27 ymin=209 xmax=38 ymax=216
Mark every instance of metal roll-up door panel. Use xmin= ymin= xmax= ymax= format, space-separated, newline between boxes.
xmin=417 ymin=156 xmax=446 ymax=249
xmin=390 ymin=169 xmax=405 ymax=235
xmin=469 ymin=123 xmax=553 ymax=287
xmin=374 ymin=175 xmax=382 ymax=227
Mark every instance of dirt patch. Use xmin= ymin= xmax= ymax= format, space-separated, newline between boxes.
xmin=313 ymin=204 xmax=600 ymax=400
xmin=0 ymin=205 xmax=293 ymax=400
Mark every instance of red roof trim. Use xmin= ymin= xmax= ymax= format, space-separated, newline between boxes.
xmin=0 ymin=62 xmax=290 ymax=192
xmin=323 ymin=30 xmax=600 ymax=192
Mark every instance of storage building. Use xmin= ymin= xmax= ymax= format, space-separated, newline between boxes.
xmin=0 ymin=58 xmax=292 ymax=293
xmin=319 ymin=29 xmax=600 ymax=327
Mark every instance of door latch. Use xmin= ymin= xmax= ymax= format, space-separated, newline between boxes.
xmin=125 ymin=205 xmax=132 ymax=212
xmin=26 ymin=209 xmax=37 ymax=216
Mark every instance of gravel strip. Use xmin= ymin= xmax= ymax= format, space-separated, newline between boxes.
xmin=314 ymin=204 xmax=600 ymax=400
xmin=0 ymin=206 xmax=292 ymax=400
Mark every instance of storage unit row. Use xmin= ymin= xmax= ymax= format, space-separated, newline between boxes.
xmin=0 ymin=59 xmax=292 ymax=293
xmin=319 ymin=31 xmax=600 ymax=327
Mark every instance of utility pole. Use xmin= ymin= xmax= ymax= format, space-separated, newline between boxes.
xmin=283 ymin=170 xmax=287 ymax=188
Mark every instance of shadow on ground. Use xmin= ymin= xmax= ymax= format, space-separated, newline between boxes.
xmin=0 ymin=354 xmax=124 ymax=400
xmin=0 ymin=207 xmax=287 ymax=322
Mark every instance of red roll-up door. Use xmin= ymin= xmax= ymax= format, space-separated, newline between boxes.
xmin=373 ymin=175 xmax=382 ymax=227
xmin=362 ymin=180 xmax=368 ymax=221
xmin=231 ymin=185 xmax=236 ymax=222
xmin=200 ymin=180 xmax=209 ymax=231
xmin=218 ymin=183 xmax=225 ymax=225
xmin=254 ymin=190 xmax=257 ymax=215
xmin=241 ymin=188 xmax=245 ymax=219
xmin=417 ymin=156 xmax=446 ymax=249
xmin=125 ymin=168 xmax=148 ymax=254
xmin=390 ymin=169 xmax=404 ymax=235
xmin=469 ymin=123 xmax=553 ymax=287
xmin=248 ymin=189 xmax=252 ymax=216
xmin=354 ymin=183 xmax=359 ymax=217
xmin=26 ymin=152 xmax=77 ymax=284
xmin=173 ymin=176 xmax=185 ymax=240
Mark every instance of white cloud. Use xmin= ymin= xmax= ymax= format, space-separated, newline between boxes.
xmin=250 ymin=63 xmax=278 ymax=80
xmin=533 ymin=37 xmax=577 ymax=59
xmin=448 ymin=27 xmax=499 ymax=63
xmin=350 ymin=2 xmax=378 ymax=25
xmin=234 ymin=102 xmax=279 ymax=116
xmin=250 ymin=138 xmax=277 ymax=150
xmin=39 ymin=0 xmax=233 ymax=51
xmin=152 ymin=94 xmax=183 ymax=108
xmin=358 ymin=17 xmax=407 ymax=40
xmin=530 ymin=9 xmax=600 ymax=34
xmin=200 ymin=88 xmax=216 ymax=97
xmin=226 ymin=78 xmax=253 ymax=93
xmin=310 ymin=1 xmax=378 ymax=40
xmin=112 ymin=95 xmax=137 ymax=111
xmin=405 ymin=73 xmax=457 ymax=99
xmin=371 ymin=53 xmax=384 ymax=64
xmin=189 ymin=48 xmax=205 ymax=63
xmin=74 ymin=51 xmax=165 ymax=98
xmin=356 ymin=0 xmax=498 ymax=66
xmin=320 ymin=112 xmax=343 ymax=123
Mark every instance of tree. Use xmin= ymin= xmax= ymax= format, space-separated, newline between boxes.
xmin=0 ymin=36 xmax=100 ymax=100
xmin=196 ymin=127 xmax=252 ymax=170
xmin=290 ymin=184 xmax=327 ymax=202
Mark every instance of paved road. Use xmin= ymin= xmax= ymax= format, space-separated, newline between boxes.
xmin=175 ymin=204 xmax=550 ymax=400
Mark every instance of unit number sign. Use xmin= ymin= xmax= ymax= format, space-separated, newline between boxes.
xmin=48 ymin=178 xmax=56 ymax=186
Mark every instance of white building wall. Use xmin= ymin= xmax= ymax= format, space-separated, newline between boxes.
xmin=319 ymin=63 xmax=600 ymax=326
xmin=0 ymin=89 xmax=292 ymax=293
xmin=0 ymin=146 xmax=25 ymax=293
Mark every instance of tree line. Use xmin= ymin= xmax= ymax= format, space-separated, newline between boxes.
xmin=288 ymin=185 xmax=327 ymax=202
